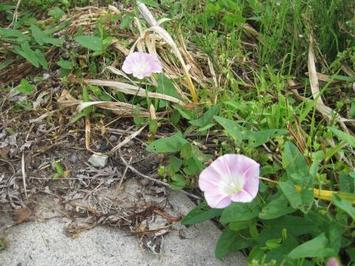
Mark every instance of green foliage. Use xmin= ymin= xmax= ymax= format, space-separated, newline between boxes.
xmin=259 ymin=193 xmax=295 ymax=220
xmin=30 ymin=24 xmax=63 ymax=46
xmin=51 ymin=161 xmax=65 ymax=179
xmin=0 ymin=13 xmax=66 ymax=69
xmin=14 ymin=41 xmax=48 ymax=69
xmin=149 ymin=132 xmax=207 ymax=189
xmin=48 ymin=7 xmax=65 ymax=19
xmin=288 ymin=233 xmax=336 ymax=259
xmin=156 ymin=73 xmax=181 ymax=108
xmin=147 ymin=132 xmax=188 ymax=153
xmin=16 ymin=79 xmax=34 ymax=94
xmin=214 ymin=116 xmax=287 ymax=147
xmin=220 ymin=200 xmax=260 ymax=224
xmin=57 ymin=58 xmax=73 ymax=70
xmin=332 ymin=195 xmax=355 ymax=219
xmin=0 ymin=238 xmax=5 ymax=251
xmin=181 ymin=202 xmax=223 ymax=225
xmin=329 ymin=127 xmax=355 ymax=147
xmin=215 ymin=228 xmax=239 ymax=259
xmin=74 ymin=35 xmax=103 ymax=52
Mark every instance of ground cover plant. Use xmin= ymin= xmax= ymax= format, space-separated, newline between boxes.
xmin=0 ymin=0 xmax=354 ymax=265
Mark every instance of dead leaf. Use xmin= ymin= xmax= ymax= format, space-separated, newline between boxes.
xmin=12 ymin=207 xmax=32 ymax=224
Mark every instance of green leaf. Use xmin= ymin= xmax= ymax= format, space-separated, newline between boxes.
xmin=156 ymin=74 xmax=181 ymax=107
xmin=52 ymin=161 xmax=65 ymax=179
xmin=14 ymin=42 xmax=48 ymax=69
xmin=332 ymin=195 xmax=355 ymax=219
xmin=0 ymin=28 xmax=29 ymax=41
xmin=57 ymin=58 xmax=73 ymax=70
xmin=101 ymin=37 xmax=113 ymax=51
xmin=259 ymin=193 xmax=295 ymax=220
xmin=88 ymin=85 xmax=111 ymax=101
xmin=282 ymin=141 xmax=309 ymax=183
xmin=263 ymin=215 xmax=318 ymax=237
xmin=327 ymin=224 xmax=342 ymax=254
xmin=146 ymin=132 xmax=188 ymax=153
xmin=181 ymin=203 xmax=223 ymax=225
xmin=215 ymin=228 xmax=238 ymax=259
xmin=120 ymin=14 xmax=134 ymax=29
xmin=190 ymin=105 xmax=219 ymax=128
xmin=228 ymin=220 xmax=250 ymax=232
xmin=214 ymin=116 xmax=286 ymax=147
xmin=166 ymin=156 xmax=182 ymax=175
xmin=16 ymin=79 xmax=34 ymax=94
xmin=248 ymin=129 xmax=287 ymax=147
xmin=281 ymin=143 xmax=313 ymax=213
xmin=288 ymin=233 xmax=336 ymax=259
xmin=14 ymin=42 xmax=39 ymax=67
xmin=329 ymin=127 xmax=355 ymax=147
xmin=183 ymin=156 xmax=203 ymax=176
xmin=34 ymin=49 xmax=49 ymax=69
xmin=214 ymin=116 xmax=246 ymax=144
xmin=74 ymin=35 xmax=102 ymax=52
xmin=279 ymin=181 xmax=313 ymax=213
xmin=170 ymin=174 xmax=187 ymax=190
xmin=220 ymin=201 xmax=260 ymax=224
xmin=339 ymin=173 xmax=355 ymax=193
xmin=48 ymin=7 xmax=65 ymax=19
xmin=0 ymin=4 xmax=14 ymax=12
xmin=174 ymin=105 xmax=197 ymax=120
xmin=156 ymin=73 xmax=180 ymax=98
xmin=30 ymin=24 xmax=63 ymax=46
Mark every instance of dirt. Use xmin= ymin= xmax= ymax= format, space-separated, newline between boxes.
xmin=0 ymin=69 xmax=179 ymax=254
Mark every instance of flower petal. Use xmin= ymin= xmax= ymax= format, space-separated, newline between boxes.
xmin=230 ymin=190 xmax=255 ymax=203
xmin=122 ymin=52 xmax=162 ymax=79
xmin=204 ymin=192 xmax=232 ymax=208
xmin=243 ymin=175 xmax=259 ymax=199
xmin=326 ymin=258 xmax=340 ymax=266
xmin=199 ymin=154 xmax=260 ymax=206
xmin=227 ymin=154 xmax=259 ymax=177
xmin=199 ymin=166 xmax=223 ymax=192
xmin=209 ymin=155 xmax=234 ymax=177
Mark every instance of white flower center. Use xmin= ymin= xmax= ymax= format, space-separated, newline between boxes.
xmin=135 ymin=63 xmax=148 ymax=72
xmin=220 ymin=175 xmax=245 ymax=196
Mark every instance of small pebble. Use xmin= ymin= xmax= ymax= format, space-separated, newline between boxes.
xmin=109 ymin=135 xmax=118 ymax=142
xmin=88 ymin=154 xmax=108 ymax=168
xmin=68 ymin=153 xmax=78 ymax=163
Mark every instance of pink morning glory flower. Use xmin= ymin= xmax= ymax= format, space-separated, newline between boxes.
xmin=122 ymin=52 xmax=162 ymax=79
xmin=199 ymin=154 xmax=260 ymax=208
xmin=326 ymin=258 xmax=340 ymax=266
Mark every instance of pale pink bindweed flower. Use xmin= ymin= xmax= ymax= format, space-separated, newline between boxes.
xmin=326 ymin=257 xmax=341 ymax=266
xmin=122 ymin=52 xmax=162 ymax=79
xmin=199 ymin=154 xmax=260 ymax=208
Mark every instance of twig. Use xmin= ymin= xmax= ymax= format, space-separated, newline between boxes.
xmin=308 ymin=35 xmax=350 ymax=132
xmin=109 ymin=125 xmax=146 ymax=154
xmin=7 ymin=0 xmax=22 ymax=28
xmin=21 ymin=152 xmax=28 ymax=199
xmin=118 ymin=149 xmax=200 ymax=199
xmin=118 ymin=157 xmax=132 ymax=190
